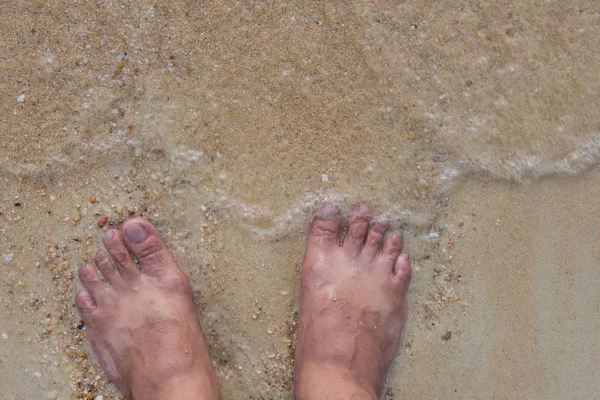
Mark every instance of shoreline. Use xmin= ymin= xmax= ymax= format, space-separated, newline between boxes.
xmin=2 ymin=168 xmax=598 ymax=398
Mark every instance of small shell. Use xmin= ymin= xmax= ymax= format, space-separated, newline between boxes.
xmin=97 ymin=216 xmax=109 ymax=228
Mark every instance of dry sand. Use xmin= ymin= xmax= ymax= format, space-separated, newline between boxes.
xmin=1 ymin=1 xmax=599 ymax=399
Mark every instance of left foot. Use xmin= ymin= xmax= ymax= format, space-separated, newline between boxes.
xmin=75 ymin=218 xmax=219 ymax=400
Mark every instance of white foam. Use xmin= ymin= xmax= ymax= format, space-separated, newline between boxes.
xmin=458 ymin=132 xmax=600 ymax=181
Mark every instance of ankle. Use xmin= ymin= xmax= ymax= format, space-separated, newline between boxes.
xmin=295 ymin=362 xmax=378 ymax=400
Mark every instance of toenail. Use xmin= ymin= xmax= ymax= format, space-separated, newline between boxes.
xmin=103 ymin=230 xmax=115 ymax=241
xmin=125 ymin=223 xmax=148 ymax=243
xmin=315 ymin=201 xmax=339 ymax=220
xmin=375 ymin=216 xmax=389 ymax=225
xmin=394 ymin=229 xmax=403 ymax=237
xmin=358 ymin=204 xmax=370 ymax=213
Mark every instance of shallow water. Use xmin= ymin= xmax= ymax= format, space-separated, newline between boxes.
xmin=1 ymin=1 xmax=599 ymax=399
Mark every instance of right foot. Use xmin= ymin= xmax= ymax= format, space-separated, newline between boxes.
xmin=294 ymin=203 xmax=412 ymax=399
xmin=75 ymin=218 xmax=219 ymax=400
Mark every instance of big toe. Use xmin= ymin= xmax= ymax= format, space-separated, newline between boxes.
xmin=304 ymin=202 xmax=341 ymax=262
xmin=122 ymin=218 xmax=179 ymax=279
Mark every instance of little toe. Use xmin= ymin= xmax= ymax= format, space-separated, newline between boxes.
xmin=102 ymin=229 xmax=141 ymax=281
xmin=78 ymin=264 xmax=105 ymax=300
xmin=94 ymin=250 xmax=124 ymax=287
xmin=392 ymin=254 xmax=412 ymax=292
xmin=305 ymin=202 xmax=341 ymax=263
xmin=75 ymin=289 xmax=97 ymax=318
xmin=342 ymin=204 xmax=371 ymax=255
xmin=363 ymin=216 xmax=390 ymax=259
xmin=380 ymin=231 xmax=404 ymax=263
xmin=122 ymin=218 xmax=178 ymax=279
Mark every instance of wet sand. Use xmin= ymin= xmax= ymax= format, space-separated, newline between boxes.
xmin=393 ymin=170 xmax=600 ymax=399
xmin=1 ymin=1 xmax=599 ymax=399
xmin=3 ymin=171 xmax=599 ymax=399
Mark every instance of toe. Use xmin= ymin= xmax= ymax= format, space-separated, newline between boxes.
xmin=363 ymin=216 xmax=390 ymax=259
xmin=78 ymin=264 xmax=105 ymax=300
xmin=392 ymin=254 xmax=412 ymax=292
xmin=75 ymin=289 xmax=97 ymax=318
xmin=102 ymin=229 xmax=141 ymax=281
xmin=305 ymin=202 xmax=341 ymax=261
xmin=122 ymin=218 xmax=178 ymax=279
xmin=342 ymin=204 xmax=371 ymax=255
xmin=94 ymin=250 xmax=124 ymax=287
xmin=380 ymin=231 xmax=404 ymax=262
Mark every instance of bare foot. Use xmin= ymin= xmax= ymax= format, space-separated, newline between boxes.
xmin=294 ymin=203 xmax=411 ymax=399
xmin=75 ymin=218 xmax=219 ymax=400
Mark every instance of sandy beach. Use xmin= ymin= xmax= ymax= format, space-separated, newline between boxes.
xmin=1 ymin=1 xmax=599 ymax=399
xmin=393 ymin=170 xmax=600 ymax=399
